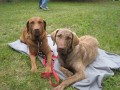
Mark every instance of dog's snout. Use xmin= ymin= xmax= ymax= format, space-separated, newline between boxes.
xmin=58 ymin=47 xmax=65 ymax=52
xmin=35 ymin=29 xmax=39 ymax=33
xmin=34 ymin=29 xmax=40 ymax=38
xmin=58 ymin=48 xmax=64 ymax=50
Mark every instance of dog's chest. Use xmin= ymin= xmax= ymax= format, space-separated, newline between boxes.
xmin=59 ymin=46 xmax=81 ymax=73
xmin=59 ymin=54 xmax=78 ymax=73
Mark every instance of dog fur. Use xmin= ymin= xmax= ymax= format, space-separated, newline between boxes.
xmin=51 ymin=28 xmax=99 ymax=90
xmin=20 ymin=17 xmax=52 ymax=73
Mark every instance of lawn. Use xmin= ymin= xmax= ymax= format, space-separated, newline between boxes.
xmin=0 ymin=0 xmax=120 ymax=90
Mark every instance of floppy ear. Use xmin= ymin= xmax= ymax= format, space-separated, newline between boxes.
xmin=26 ymin=21 xmax=29 ymax=33
xmin=43 ymin=20 xmax=46 ymax=30
xmin=72 ymin=32 xmax=79 ymax=47
xmin=51 ymin=30 xmax=59 ymax=45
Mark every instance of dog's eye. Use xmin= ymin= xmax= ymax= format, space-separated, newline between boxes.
xmin=66 ymin=37 xmax=71 ymax=40
xmin=38 ymin=21 xmax=42 ymax=24
xmin=31 ymin=21 xmax=34 ymax=24
xmin=57 ymin=35 xmax=62 ymax=38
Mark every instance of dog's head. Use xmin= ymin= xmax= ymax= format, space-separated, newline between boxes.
xmin=51 ymin=28 xmax=79 ymax=55
xmin=26 ymin=17 xmax=46 ymax=40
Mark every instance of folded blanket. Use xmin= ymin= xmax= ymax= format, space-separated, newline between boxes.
xmin=8 ymin=36 xmax=120 ymax=90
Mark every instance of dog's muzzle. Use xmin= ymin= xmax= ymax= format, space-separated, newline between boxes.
xmin=57 ymin=48 xmax=67 ymax=55
xmin=34 ymin=29 xmax=40 ymax=39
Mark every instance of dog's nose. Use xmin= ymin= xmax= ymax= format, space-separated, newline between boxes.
xmin=58 ymin=48 xmax=65 ymax=52
xmin=34 ymin=29 xmax=40 ymax=38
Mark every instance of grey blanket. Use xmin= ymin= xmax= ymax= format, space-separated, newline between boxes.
xmin=8 ymin=36 xmax=120 ymax=90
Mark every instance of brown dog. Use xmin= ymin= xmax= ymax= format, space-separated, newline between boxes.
xmin=51 ymin=28 xmax=99 ymax=90
xmin=20 ymin=17 xmax=52 ymax=73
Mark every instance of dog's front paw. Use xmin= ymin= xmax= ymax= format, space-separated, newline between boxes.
xmin=45 ymin=66 xmax=52 ymax=73
xmin=31 ymin=67 xmax=38 ymax=73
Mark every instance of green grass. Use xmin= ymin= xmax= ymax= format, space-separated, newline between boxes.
xmin=0 ymin=1 xmax=120 ymax=90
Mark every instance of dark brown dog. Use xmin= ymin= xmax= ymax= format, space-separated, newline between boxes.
xmin=51 ymin=28 xmax=99 ymax=90
xmin=20 ymin=17 xmax=52 ymax=73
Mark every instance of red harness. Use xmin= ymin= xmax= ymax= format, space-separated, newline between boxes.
xmin=39 ymin=51 xmax=60 ymax=87
xmin=25 ymin=36 xmax=60 ymax=87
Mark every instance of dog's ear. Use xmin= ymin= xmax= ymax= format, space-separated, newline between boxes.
xmin=26 ymin=21 xmax=29 ymax=33
xmin=51 ymin=29 xmax=59 ymax=45
xmin=43 ymin=20 xmax=46 ymax=30
xmin=72 ymin=32 xmax=79 ymax=47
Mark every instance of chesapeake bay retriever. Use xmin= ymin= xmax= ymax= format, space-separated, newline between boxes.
xmin=51 ymin=28 xmax=99 ymax=90
xmin=20 ymin=17 xmax=52 ymax=73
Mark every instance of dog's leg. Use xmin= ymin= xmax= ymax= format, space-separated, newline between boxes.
xmin=60 ymin=67 xmax=73 ymax=77
xmin=29 ymin=54 xmax=38 ymax=73
xmin=45 ymin=52 xmax=52 ymax=73
xmin=53 ymin=67 xmax=85 ymax=90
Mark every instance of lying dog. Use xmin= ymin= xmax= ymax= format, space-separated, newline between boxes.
xmin=20 ymin=17 xmax=52 ymax=73
xmin=51 ymin=28 xmax=99 ymax=90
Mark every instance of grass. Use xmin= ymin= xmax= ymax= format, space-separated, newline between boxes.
xmin=0 ymin=1 xmax=120 ymax=90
